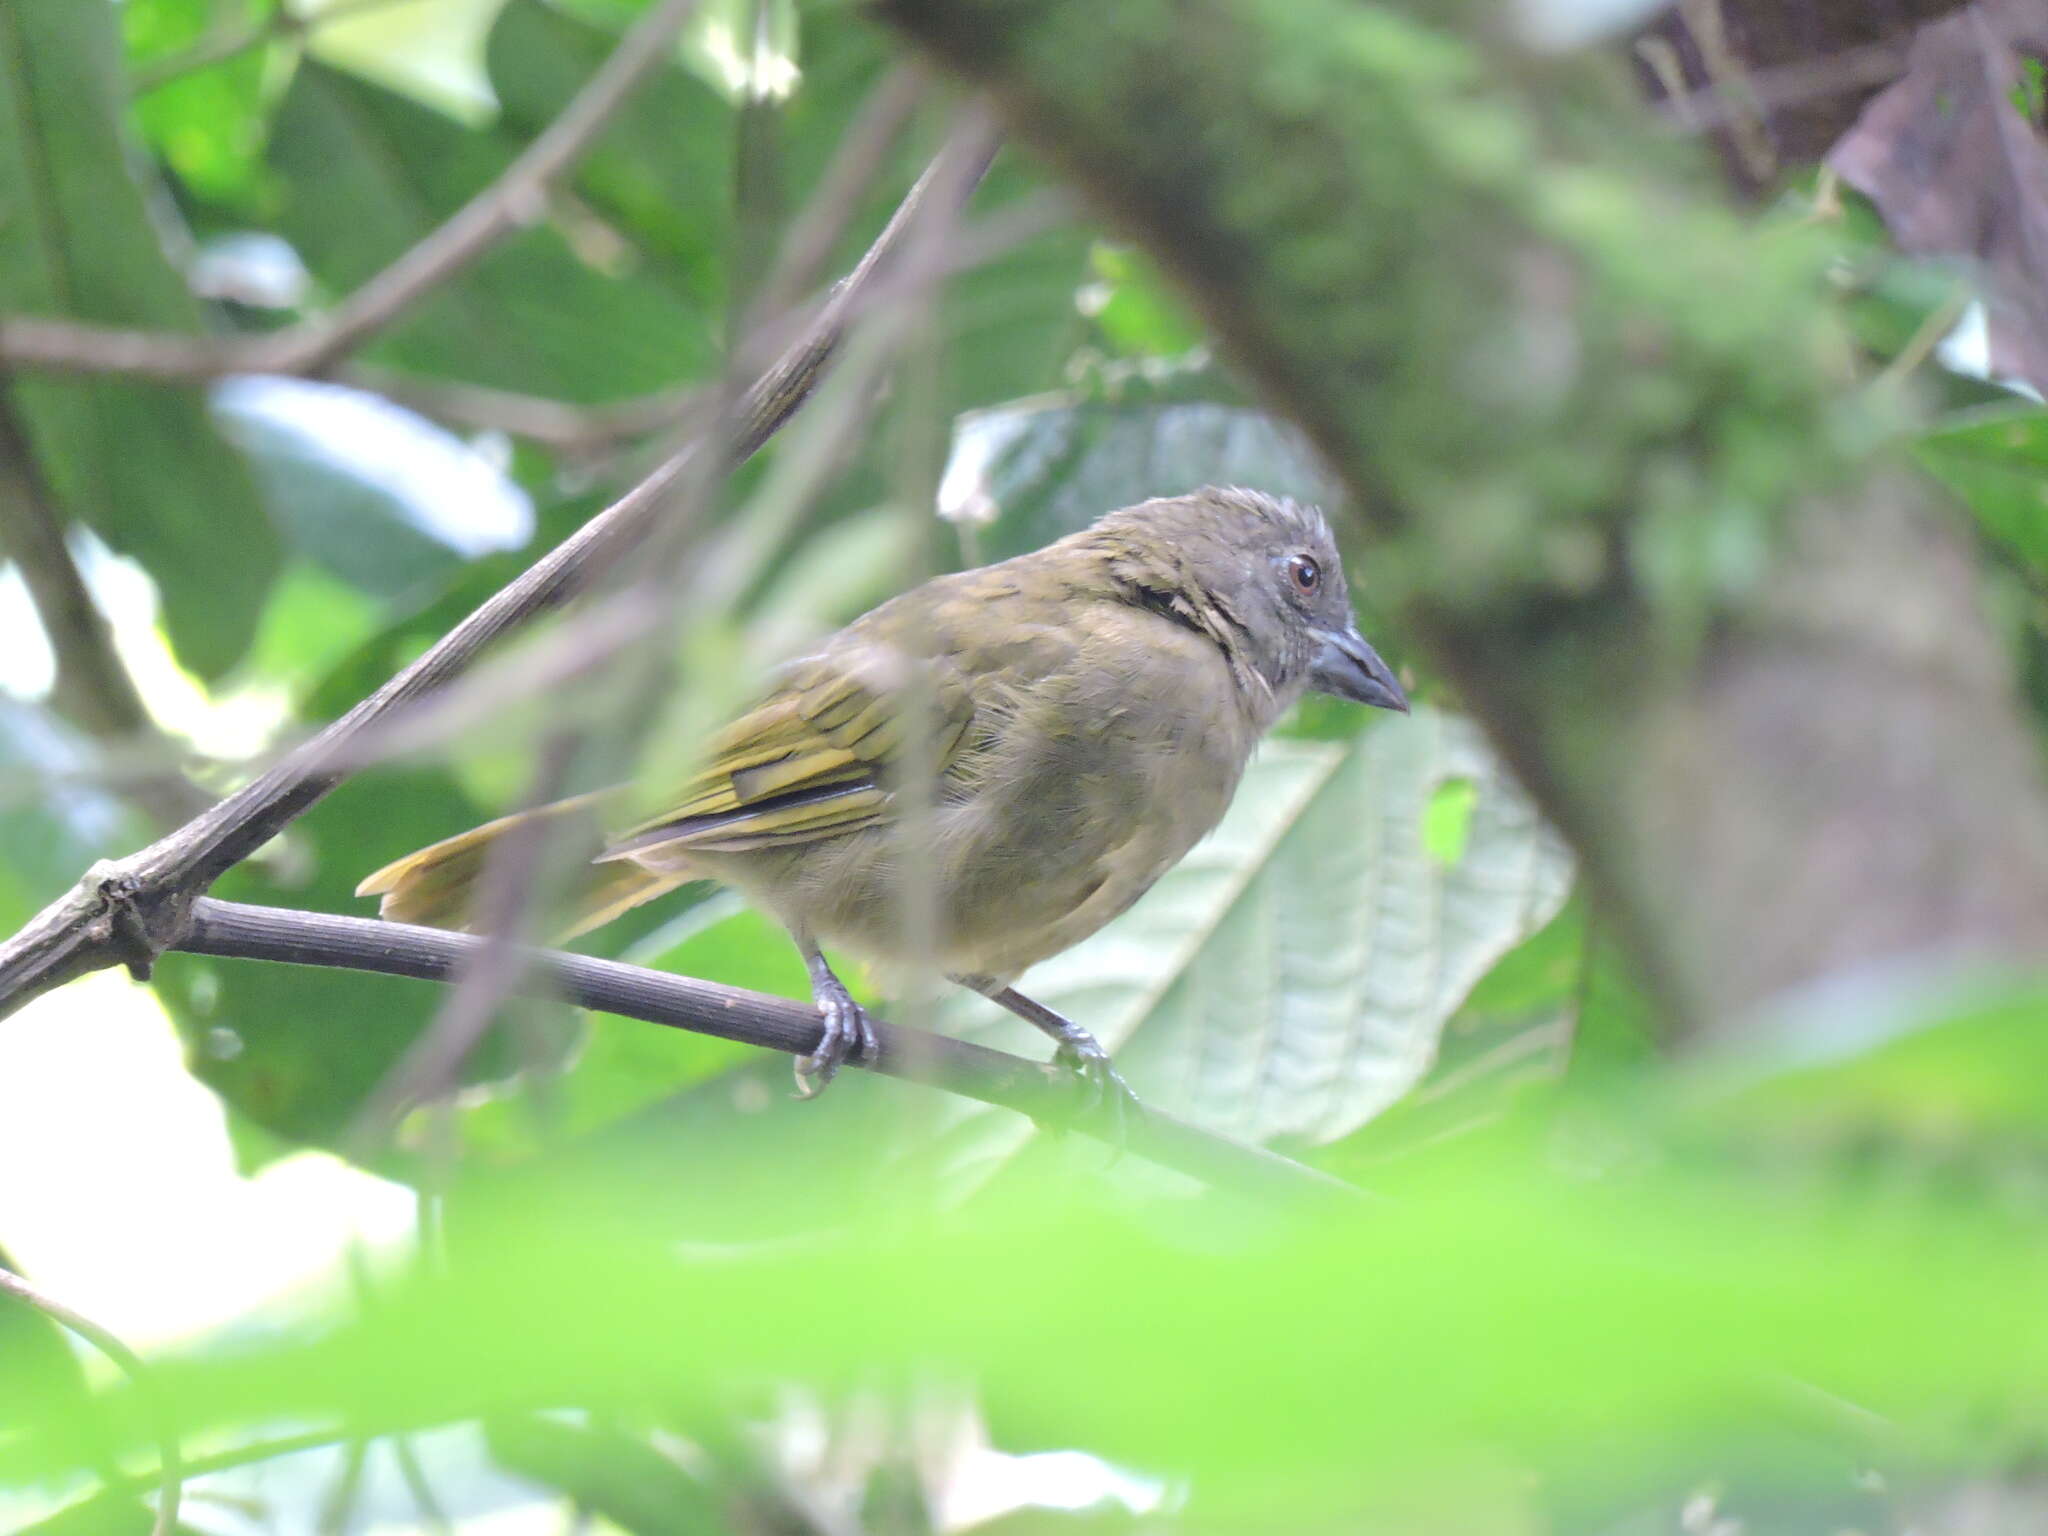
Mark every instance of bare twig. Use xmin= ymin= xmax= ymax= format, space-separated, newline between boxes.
xmin=171 ymin=898 xmax=1359 ymax=1204
xmin=0 ymin=397 xmax=212 ymax=826
xmin=0 ymin=146 xmax=991 ymax=1022
xmin=4 ymin=0 xmax=705 ymax=382
xmin=1647 ymin=34 xmax=1913 ymax=135
xmin=338 ymin=364 xmax=698 ymax=455
xmin=0 ymin=1266 xmax=181 ymax=1536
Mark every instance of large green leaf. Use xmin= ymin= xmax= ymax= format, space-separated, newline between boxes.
xmin=0 ymin=0 xmax=278 ymax=679
xmin=941 ymin=708 xmax=1573 ymax=1145
xmin=212 ymin=375 xmax=535 ymax=602
xmin=266 ymin=62 xmax=717 ymax=399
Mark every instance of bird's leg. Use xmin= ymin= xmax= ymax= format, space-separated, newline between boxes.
xmin=794 ymin=940 xmax=878 ymax=1098
xmin=952 ymin=976 xmax=1137 ymax=1135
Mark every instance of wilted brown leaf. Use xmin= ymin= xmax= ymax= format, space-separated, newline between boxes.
xmin=1828 ymin=1 xmax=2048 ymax=393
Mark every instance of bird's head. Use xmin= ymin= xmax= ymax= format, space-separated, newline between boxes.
xmin=1090 ymin=486 xmax=1408 ymax=719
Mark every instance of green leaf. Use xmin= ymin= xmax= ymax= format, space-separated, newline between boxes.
xmin=1917 ymin=404 xmax=2048 ymax=569
xmin=941 ymin=708 xmax=1574 ymax=1145
xmin=1085 ymin=242 xmax=1206 ymax=358
xmin=126 ymin=0 xmax=276 ymax=209
xmin=0 ymin=0 xmax=279 ymax=679
xmin=486 ymin=1413 xmax=726 ymax=1533
xmin=212 ymin=375 xmax=535 ymax=602
xmin=942 ymin=397 xmax=1344 ymax=562
xmin=266 ymin=62 xmax=718 ymax=399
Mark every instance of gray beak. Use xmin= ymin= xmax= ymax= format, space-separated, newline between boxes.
xmin=1309 ymin=626 xmax=1409 ymax=713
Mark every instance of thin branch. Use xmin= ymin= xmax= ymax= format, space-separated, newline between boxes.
xmin=171 ymin=898 xmax=1359 ymax=1204
xmin=0 ymin=1266 xmax=181 ymax=1536
xmin=0 ymin=396 xmax=213 ymax=826
xmin=0 ymin=145 xmax=991 ymax=1021
xmin=3 ymin=0 xmax=705 ymax=382
xmin=338 ymin=363 xmax=697 ymax=455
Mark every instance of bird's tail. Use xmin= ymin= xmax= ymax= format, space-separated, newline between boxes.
xmin=355 ymin=792 xmax=686 ymax=939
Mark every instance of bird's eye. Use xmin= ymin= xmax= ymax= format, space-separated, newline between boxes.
xmin=1287 ymin=554 xmax=1321 ymax=596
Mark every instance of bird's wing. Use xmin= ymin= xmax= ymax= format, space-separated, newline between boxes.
xmin=603 ymin=645 xmax=977 ymax=860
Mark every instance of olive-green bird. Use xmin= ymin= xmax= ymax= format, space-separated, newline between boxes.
xmin=358 ymin=486 xmax=1407 ymax=1106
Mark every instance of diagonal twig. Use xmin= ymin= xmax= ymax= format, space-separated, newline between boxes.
xmin=172 ymin=898 xmax=1360 ymax=1205
xmin=1 ymin=0 xmax=706 ymax=382
xmin=0 ymin=1265 xmax=181 ymax=1536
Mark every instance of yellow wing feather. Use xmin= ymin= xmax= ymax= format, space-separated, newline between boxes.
xmin=608 ymin=651 xmax=973 ymax=859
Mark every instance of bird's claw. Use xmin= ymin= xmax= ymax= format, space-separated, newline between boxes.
xmin=1054 ymin=1032 xmax=1137 ymax=1145
xmin=794 ymin=990 xmax=878 ymax=1098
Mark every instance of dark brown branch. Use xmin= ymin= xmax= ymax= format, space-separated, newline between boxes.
xmin=0 ymin=396 xmax=212 ymax=826
xmin=172 ymin=898 xmax=1357 ymax=1204
xmin=0 ymin=1266 xmax=180 ymax=1536
xmin=0 ymin=146 xmax=991 ymax=1020
xmin=3 ymin=0 xmax=706 ymax=382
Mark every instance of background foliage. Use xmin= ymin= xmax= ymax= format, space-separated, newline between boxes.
xmin=3 ymin=0 xmax=2048 ymax=1532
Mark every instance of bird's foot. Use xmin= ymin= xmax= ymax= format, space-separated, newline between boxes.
xmin=794 ymin=977 xmax=878 ymax=1099
xmin=1053 ymin=1029 xmax=1137 ymax=1144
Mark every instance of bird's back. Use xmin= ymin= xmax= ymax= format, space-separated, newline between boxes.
xmin=685 ymin=556 xmax=1264 ymax=982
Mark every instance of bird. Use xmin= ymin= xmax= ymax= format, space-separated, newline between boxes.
xmin=357 ymin=486 xmax=1408 ymax=1110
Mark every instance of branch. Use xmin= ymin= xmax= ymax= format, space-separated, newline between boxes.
xmin=172 ymin=899 xmax=1356 ymax=1204
xmin=0 ymin=144 xmax=991 ymax=1020
xmin=2 ymin=0 xmax=705 ymax=382
xmin=0 ymin=1266 xmax=180 ymax=1536
xmin=0 ymin=397 xmax=213 ymax=826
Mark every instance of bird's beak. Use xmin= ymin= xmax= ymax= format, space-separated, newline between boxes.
xmin=1309 ymin=625 xmax=1409 ymax=713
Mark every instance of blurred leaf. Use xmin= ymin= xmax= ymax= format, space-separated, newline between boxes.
xmin=942 ymin=397 xmax=1342 ymax=562
xmin=266 ymin=62 xmax=716 ymax=399
xmin=301 ymin=0 xmax=507 ymax=122
xmin=21 ymin=1136 xmax=2048 ymax=1524
xmin=1083 ymin=243 xmax=1205 ymax=359
xmin=125 ymin=0 xmax=276 ymax=209
xmin=212 ymin=376 xmax=535 ymax=601
xmin=1686 ymin=973 xmax=2048 ymax=1151
xmin=943 ymin=708 xmax=1574 ymax=1146
xmin=486 ymin=1412 xmax=724 ymax=1532
xmin=1829 ymin=9 xmax=2048 ymax=396
xmin=488 ymin=0 xmax=734 ymax=310
xmin=1917 ymin=404 xmax=2048 ymax=568
xmin=0 ymin=0 xmax=279 ymax=679
xmin=0 ymin=703 xmax=138 ymax=936
xmin=239 ymin=563 xmax=387 ymax=701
